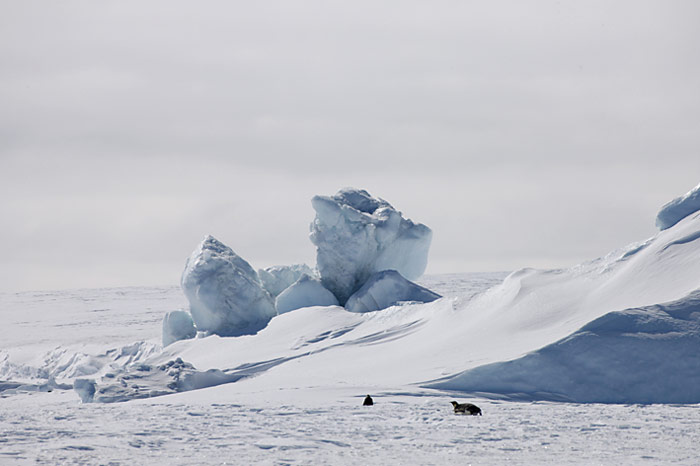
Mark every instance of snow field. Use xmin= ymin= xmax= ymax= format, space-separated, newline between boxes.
xmin=2 ymin=392 xmax=699 ymax=465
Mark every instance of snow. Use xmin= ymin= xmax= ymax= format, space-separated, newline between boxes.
xmin=180 ymin=235 xmax=276 ymax=336
xmin=274 ymin=274 xmax=339 ymax=314
xmin=430 ymin=289 xmax=700 ymax=403
xmin=1 ymin=270 xmax=699 ymax=464
xmin=345 ymin=270 xmax=441 ymax=313
xmin=161 ymin=310 xmax=196 ymax=347
xmin=310 ymin=188 xmax=432 ymax=304
xmin=2 ymin=186 xmax=700 ymax=463
xmin=656 ymin=182 xmax=700 ymax=230
xmin=258 ymin=263 xmax=315 ymax=298
xmin=3 ymin=393 xmax=700 ymax=465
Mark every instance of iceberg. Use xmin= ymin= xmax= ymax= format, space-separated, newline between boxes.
xmin=656 ymin=183 xmax=700 ymax=230
xmin=275 ymin=275 xmax=339 ymax=314
xmin=345 ymin=270 xmax=441 ymax=313
xmin=162 ymin=310 xmax=196 ymax=347
xmin=310 ymin=188 xmax=432 ymax=304
xmin=258 ymin=264 xmax=316 ymax=298
xmin=181 ymin=236 xmax=276 ymax=336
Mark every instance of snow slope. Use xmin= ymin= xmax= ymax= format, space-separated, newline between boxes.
xmin=430 ymin=289 xmax=700 ymax=403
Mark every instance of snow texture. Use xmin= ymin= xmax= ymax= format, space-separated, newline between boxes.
xmin=429 ymin=290 xmax=700 ymax=403
xmin=161 ymin=310 xmax=196 ymax=347
xmin=656 ymin=182 xmax=700 ymax=230
xmin=274 ymin=274 xmax=339 ymax=314
xmin=258 ymin=264 xmax=316 ymax=298
xmin=4 ymin=394 xmax=699 ymax=465
xmin=310 ymin=188 xmax=432 ymax=304
xmin=181 ymin=235 xmax=276 ymax=336
xmin=345 ymin=270 xmax=441 ymax=313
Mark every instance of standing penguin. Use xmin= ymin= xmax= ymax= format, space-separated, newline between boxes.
xmin=363 ymin=395 xmax=374 ymax=406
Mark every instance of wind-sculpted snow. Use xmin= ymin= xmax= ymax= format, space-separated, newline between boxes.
xmin=181 ymin=235 xmax=276 ymax=336
xmin=162 ymin=310 xmax=196 ymax=346
xmin=656 ymin=182 xmax=700 ymax=230
xmin=345 ymin=270 xmax=441 ymax=313
xmin=258 ymin=264 xmax=316 ymax=298
xmin=310 ymin=188 xmax=432 ymax=304
xmin=275 ymin=275 xmax=339 ymax=314
xmin=428 ymin=290 xmax=700 ymax=403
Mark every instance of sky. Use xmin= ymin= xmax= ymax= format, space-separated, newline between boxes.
xmin=1 ymin=0 xmax=699 ymax=292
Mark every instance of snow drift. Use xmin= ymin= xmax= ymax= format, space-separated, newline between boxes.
xmin=656 ymin=182 xmax=700 ymax=230
xmin=310 ymin=188 xmax=432 ymax=304
xmin=429 ymin=290 xmax=700 ymax=403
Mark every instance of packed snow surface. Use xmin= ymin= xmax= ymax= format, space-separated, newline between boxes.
xmin=180 ymin=235 xmax=276 ymax=336
xmin=310 ymin=188 xmax=432 ymax=304
xmin=656 ymin=182 xmax=700 ymax=230
xmin=274 ymin=274 xmax=339 ymax=314
xmin=345 ymin=269 xmax=441 ymax=313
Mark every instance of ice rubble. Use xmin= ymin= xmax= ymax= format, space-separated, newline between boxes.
xmin=345 ymin=270 xmax=441 ymax=313
xmin=258 ymin=264 xmax=316 ymax=298
xmin=74 ymin=358 xmax=240 ymax=403
xmin=162 ymin=310 xmax=196 ymax=347
xmin=656 ymin=183 xmax=700 ymax=230
xmin=181 ymin=235 xmax=276 ymax=336
xmin=310 ymin=188 xmax=432 ymax=304
xmin=275 ymin=275 xmax=339 ymax=314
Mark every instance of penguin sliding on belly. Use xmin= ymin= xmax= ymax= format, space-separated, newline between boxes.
xmin=450 ymin=401 xmax=481 ymax=415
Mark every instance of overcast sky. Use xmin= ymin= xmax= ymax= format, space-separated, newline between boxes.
xmin=1 ymin=0 xmax=699 ymax=292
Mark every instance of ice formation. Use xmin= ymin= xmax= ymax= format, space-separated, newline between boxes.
xmin=258 ymin=264 xmax=316 ymax=298
xmin=73 ymin=358 xmax=240 ymax=403
xmin=310 ymin=188 xmax=432 ymax=304
xmin=345 ymin=270 xmax=441 ymax=313
xmin=162 ymin=310 xmax=196 ymax=347
xmin=181 ymin=235 xmax=276 ymax=336
xmin=275 ymin=275 xmax=339 ymax=314
xmin=656 ymin=183 xmax=700 ymax=230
